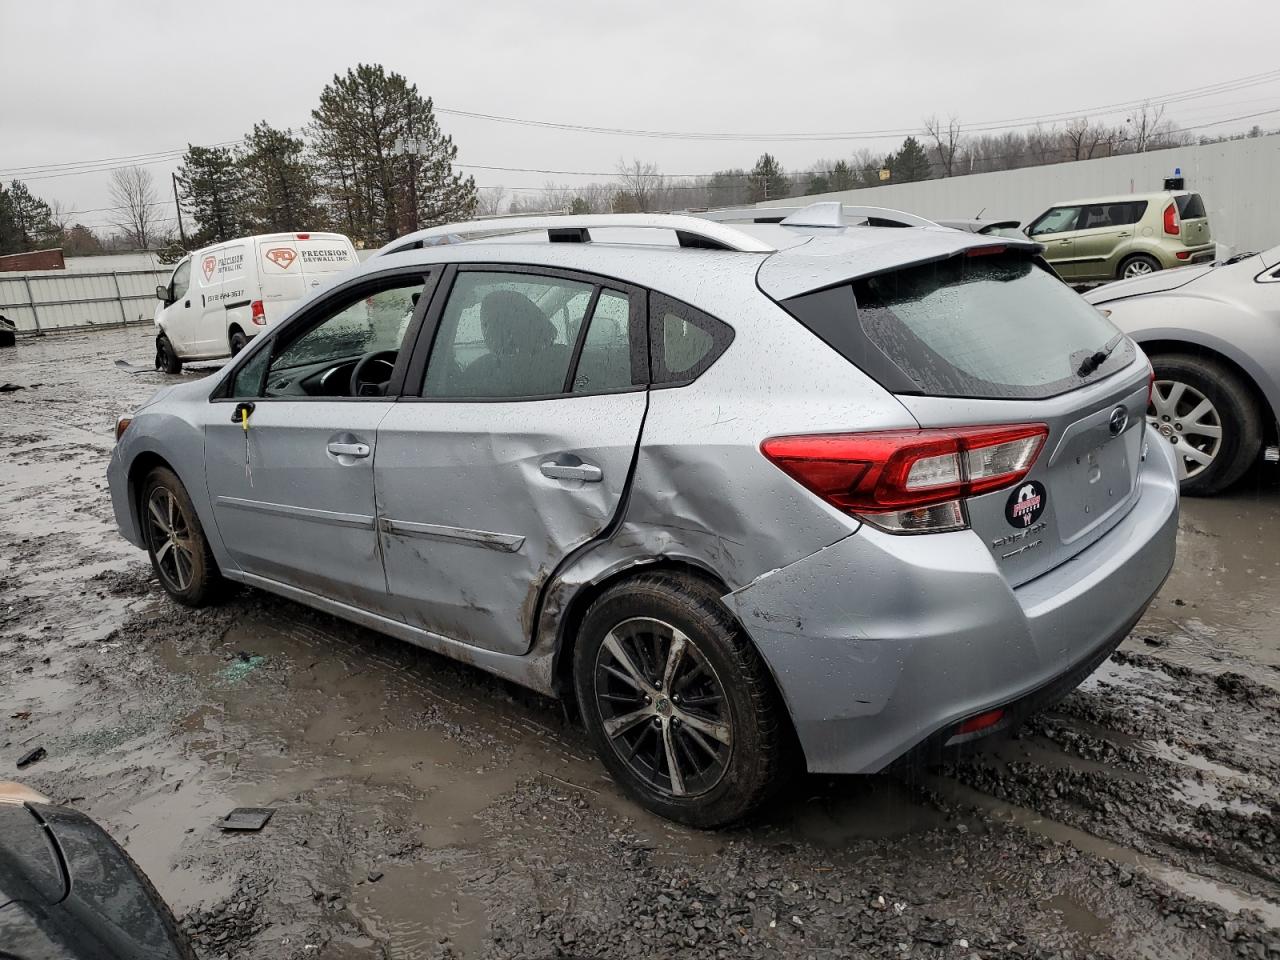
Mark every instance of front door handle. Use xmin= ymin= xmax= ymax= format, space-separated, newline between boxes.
xmin=541 ymin=459 xmax=602 ymax=482
xmin=327 ymin=442 xmax=370 ymax=458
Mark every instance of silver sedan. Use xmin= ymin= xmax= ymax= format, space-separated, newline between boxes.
xmin=1085 ymin=246 xmax=1280 ymax=495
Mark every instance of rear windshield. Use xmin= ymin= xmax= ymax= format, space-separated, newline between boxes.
xmin=840 ymin=254 xmax=1134 ymax=399
xmin=1175 ymin=193 xmax=1206 ymax=219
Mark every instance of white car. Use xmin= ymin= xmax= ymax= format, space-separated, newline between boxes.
xmin=1084 ymin=246 xmax=1280 ymax=495
xmin=153 ymin=232 xmax=358 ymax=372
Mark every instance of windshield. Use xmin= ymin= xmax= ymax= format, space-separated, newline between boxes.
xmin=853 ymin=253 xmax=1134 ymax=398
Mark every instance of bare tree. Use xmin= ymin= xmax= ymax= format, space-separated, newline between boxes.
xmin=475 ymin=186 xmax=507 ymax=217
xmin=109 ymin=166 xmax=160 ymax=249
xmin=614 ymin=159 xmax=664 ymax=212
xmin=1127 ymin=102 xmax=1171 ymax=153
xmin=924 ymin=115 xmax=962 ymax=177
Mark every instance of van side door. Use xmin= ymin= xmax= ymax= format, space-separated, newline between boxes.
xmin=158 ymin=257 xmax=197 ymax=356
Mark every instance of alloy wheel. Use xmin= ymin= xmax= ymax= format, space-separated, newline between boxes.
xmin=145 ymin=487 xmax=197 ymax=592
xmin=1148 ymin=379 xmax=1222 ymax=481
xmin=1123 ymin=259 xmax=1155 ymax=278
xmin=593 ymin=617 xmax=732 ymax=798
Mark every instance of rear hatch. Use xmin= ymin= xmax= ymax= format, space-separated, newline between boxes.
xmin=1174 ymin=193 xmax=1211 ymax=247
xmin=772 ymin=247 xmax=1150 ymax=587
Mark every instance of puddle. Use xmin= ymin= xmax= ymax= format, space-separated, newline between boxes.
xmin=355 ymin=859 xmax=488 ymax=958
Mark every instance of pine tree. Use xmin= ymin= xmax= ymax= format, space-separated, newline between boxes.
xmin=706 ymin=169 xmax=748 ymax=208
xmin=177 ymin=145 xmax=243 ymax=246
xmin=5 ymin=181 xmax=57 ymax=251
xmin=238 ymin=122 xmax=322 ymax=233
xmin=806 ymin=173 xmax=831 ymax=196
xmin=829 ymin=160 xmax=856 ymax=191
xmin=887 ymin=136 xmax=932 ymax=183
xmin=747 ymin=154 xmax=790 ymax=203
xmin=0 ymin=184 xmax=24 ymax=254
xmin=309 ymin=64 xmax=475 ymax=246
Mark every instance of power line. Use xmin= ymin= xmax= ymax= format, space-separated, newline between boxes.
xmin=5 ymin=66 xmax=1279 ymax=182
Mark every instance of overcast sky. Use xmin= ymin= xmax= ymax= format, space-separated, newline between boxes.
xmin=2 ymin=0 xmax=1278 ymax=234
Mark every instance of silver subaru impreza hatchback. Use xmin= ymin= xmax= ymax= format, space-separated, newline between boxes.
xmin=108 ymin=204 xmax=1179 ymax=826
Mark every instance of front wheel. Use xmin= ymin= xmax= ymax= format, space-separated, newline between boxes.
xmin=573 ymin=572 xmax=787 ymax=828
xmin=141 ymin=467 xmax=222 ymax=605
xmin=1148 ymin=354 xmax=1261 ymax=495
xmin=1119 ymin=253 xmax=1161 ymax=279
xmin=155 ymin=334 xmax=182 ymax=374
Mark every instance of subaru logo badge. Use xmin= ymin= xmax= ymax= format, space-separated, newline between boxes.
xmin=1109 ymin=406 xmax=1129 ymax=436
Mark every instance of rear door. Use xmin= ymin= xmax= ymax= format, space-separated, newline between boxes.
xmin=374 ymin=265 xmax=648 ymax=655
xmin=1072 ymin=202 xmax=1143 ymax=280
xmin=1026 ymin=206 xmax=1084 ymax=278
xmin=1175 ymin=193 xmax=1211 ymax=247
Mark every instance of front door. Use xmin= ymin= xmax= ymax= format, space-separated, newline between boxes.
xmin=375 ymin=268 xmax=647 ymax=655
xmin=1027 ymin=205 xmax=1084 ymax=279
xmin=160 ymin=258 xmax=198 ymax=356
xmin=204 ymin=274 xmax=431 ymax=612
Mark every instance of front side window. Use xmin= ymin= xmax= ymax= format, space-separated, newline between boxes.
xmin=423 ymin=271 xmax=591 ymax=399
xmin=1029 ymin=206 xmax=1081 ymax=236
xmin=170 ymin=259 xmax=191 ymax=302
xmin=252 ymin=278 xmax=426 ymax=398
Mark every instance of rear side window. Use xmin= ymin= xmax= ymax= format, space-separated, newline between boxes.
xmin=1176 ymin=193 xmax=1207 ymax=219
xmin=648 ymin=293 xmax=733 ymax=385
xmin=1080 ymin=202 xmax=1147 ymax=228
xmin=784 ymin=254 xmax=1135 ymax=400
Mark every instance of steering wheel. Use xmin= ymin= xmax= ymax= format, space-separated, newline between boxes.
xmin=349 ymin=350 xmax=398 ymax=397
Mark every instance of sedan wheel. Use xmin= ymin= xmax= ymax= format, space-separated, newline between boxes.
xmin=574 ymin=572 xmax=787 ymax=828
xmin=145 ymin=487 xmax=198 ymax=592
xmin=594 ymin=617 xmax=733 ymax=798
xmin=141 ymin=467 xmax=222 ymax=605
xmin=1148 ymin=379 xmax=1222 ymax=482
xmin=1146 ymin=354 xmax=1262 ymax=496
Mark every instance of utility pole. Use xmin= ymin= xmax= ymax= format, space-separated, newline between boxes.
xmin=171 ymin=172 xmax=187 ymax=248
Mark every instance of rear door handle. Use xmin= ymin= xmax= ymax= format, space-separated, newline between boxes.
xmin=540 ymin=459 xmax=602 ymax=482
xmin=327 ymin=442 xmax=370 ymax=458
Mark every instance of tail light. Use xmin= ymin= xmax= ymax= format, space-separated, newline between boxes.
xmin=250 ymin=300 xmax=267 ymax=326
xmin=761 ymin=424 xmax=1048 ymax=534
xmin=1175 ymin=251 xmax=1190 ymax=260
xmin=1163 ymin=203 xmax=1179 ymax=235
xmin=296 ymin=233 xmax=310 ymax=240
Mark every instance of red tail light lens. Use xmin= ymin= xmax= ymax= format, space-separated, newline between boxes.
xmin=761 ymin=424 xmax=1048 ymax=534
xmin=296 ymin=233 xmax=311 ymax=240
xmin=250 ymin=300 xmax=267 ymax=326
xmin=1175 ymin=251 xmax=1190 ymax=260
xmin=956 ymin=708 xmax=1006 ymax=736
xmin=1163 ymin=203 xmax=1179 ymax=235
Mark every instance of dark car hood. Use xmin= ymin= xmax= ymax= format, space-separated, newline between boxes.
xmin=1083 ymin=264 xmax=1215 ymax=304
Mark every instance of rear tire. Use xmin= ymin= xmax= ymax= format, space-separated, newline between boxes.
xmin=229 ymin=328 xmax=248 ymax=356
xmin=140 ymin=467 xmax=222 ymax=606
xmin=1119 ymin=253 xmax=1161 ymax=279
xmin=573 ymin=572 xmax=787 ymax=828
xmin=156 ymin=334 xmax=182 ymax=374
xmin=1148 ymin=353 xmax=1261 ymax=496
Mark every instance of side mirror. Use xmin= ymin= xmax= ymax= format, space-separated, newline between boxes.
xmin=156 ymin=285 xmax=170 ymax=303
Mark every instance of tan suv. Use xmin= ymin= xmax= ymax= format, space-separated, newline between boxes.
xmin=1026 ymin=191 xmax=1213 ymax=281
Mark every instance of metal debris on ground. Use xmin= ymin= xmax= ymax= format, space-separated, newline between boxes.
xmin=218 ymin=807 xmax=275 ymax=831
xmin=15 ymin=746 xmax=46 ymax=768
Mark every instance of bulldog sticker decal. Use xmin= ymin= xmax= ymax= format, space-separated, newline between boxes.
xmin=1006 ymin=480 xmax=1047 ymax=528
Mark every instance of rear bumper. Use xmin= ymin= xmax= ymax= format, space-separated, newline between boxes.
xmin=724 ymin=426 xmax=1179 ymax=774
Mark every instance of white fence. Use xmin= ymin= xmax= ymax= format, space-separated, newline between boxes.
xmin=759 ymin=133 xmax=1280 ymax=256
xmin=0 ymin=264 xmax=170 ymax=334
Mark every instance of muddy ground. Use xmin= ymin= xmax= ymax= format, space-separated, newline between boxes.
xmin=2 ymin=326 xmax=1278 ymax=960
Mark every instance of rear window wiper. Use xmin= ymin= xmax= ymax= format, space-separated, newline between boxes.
xmin=1077 ymin=334 xmax=1125 ymax=377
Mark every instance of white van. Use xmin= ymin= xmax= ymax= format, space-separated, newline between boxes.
xmin=153 ymin=232 xmax=359 ymax=372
